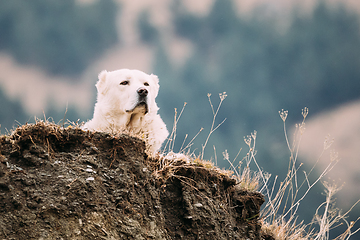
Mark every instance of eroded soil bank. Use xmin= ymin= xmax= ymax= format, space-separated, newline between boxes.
xmin=0 ymin=122 xmax=272 ymax=239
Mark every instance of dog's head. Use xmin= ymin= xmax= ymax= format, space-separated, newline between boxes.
xmin=95 ymin=69 xmax=160 ymax=115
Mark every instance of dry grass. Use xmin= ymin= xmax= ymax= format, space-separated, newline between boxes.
xmin=156 ymin=92 xmax=233 ymax=180
xmin=211 ymin=106 xmax=360 ymax=240
xmin=236 ymin=108 xmax=360 ymax=240
xmin=159 ymin=93 xmax=360 ymax=240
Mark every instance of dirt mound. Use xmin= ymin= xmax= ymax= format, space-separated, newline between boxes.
xmin=0 ymin=122 xmax=270 ymax=239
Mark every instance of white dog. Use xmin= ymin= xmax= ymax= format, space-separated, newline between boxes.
xmin=83 ymin=69 xmax=169 ymax=156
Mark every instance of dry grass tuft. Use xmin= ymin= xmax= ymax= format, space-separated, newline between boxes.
xmin=256 ymin=107 xmax=360 ymax=240
xmin=159 ymin=93 xmax=360 ymax=239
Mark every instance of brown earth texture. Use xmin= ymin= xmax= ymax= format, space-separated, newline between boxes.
xmin=0 ymin=122 xmax=272 ymax=240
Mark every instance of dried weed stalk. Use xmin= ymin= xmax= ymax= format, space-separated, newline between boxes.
xmin=257 ymin=108 xmax=359 ymax=239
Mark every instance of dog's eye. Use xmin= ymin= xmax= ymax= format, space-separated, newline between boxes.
xmin=120 ymin=80 xmax=129 ymax=85
xmin=144 ymin=82 xmax=149 ymax=86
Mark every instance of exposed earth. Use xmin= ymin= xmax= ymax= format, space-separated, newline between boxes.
xmin=0 ymin=122 xmax=272 ymax=239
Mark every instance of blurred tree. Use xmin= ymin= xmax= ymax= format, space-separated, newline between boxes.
xmin=274 ymin=2 xmax=360 ymax=113
xmin=0 ymin=86 xmax=28 ymax=132
xmin=172 ymin=0 xmax=204 ymax=43
xmin=0 ymin=0 xmax=118 ymax=76
xmin=137 ymin=10 xmax=159 ymax=44
xmin=206 ymin=0 xmax=239 ymax=38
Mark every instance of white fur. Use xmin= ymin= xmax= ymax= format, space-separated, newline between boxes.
xmin=83 ymin=69 xmax=169 ymax=156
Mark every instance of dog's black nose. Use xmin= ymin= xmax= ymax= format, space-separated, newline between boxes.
xmin=137 ymin=88 xmax=148 ymax=97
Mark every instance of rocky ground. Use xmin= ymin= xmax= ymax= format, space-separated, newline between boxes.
xmin=0 ymin=122 xmax=273 ymax=239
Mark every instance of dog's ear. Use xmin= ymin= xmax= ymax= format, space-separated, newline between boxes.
xmin=150 ymin=74 xmax=159 ymax=85
xmin=150 ymin=74 xmax=160 ymax=89
xmin=150 ymin=74 xmax=160 ymax=97
xmin=96 ymin=70 xmax=108 ymax=95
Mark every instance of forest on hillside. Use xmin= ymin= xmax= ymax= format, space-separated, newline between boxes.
xmin=154 ymin=0 xmax=360 ymax=169
xmin=0 ymin=0 xmax=118 ymax=76
xmin=1 ymin=0 xmax=360 ymax=236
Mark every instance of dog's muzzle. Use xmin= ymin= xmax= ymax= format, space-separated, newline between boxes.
xmin=126 ymin=88 xmax=149 ymax=114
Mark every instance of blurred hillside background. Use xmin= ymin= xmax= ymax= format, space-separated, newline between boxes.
xmin=1 ymin=0 xmax=360 ymax=237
